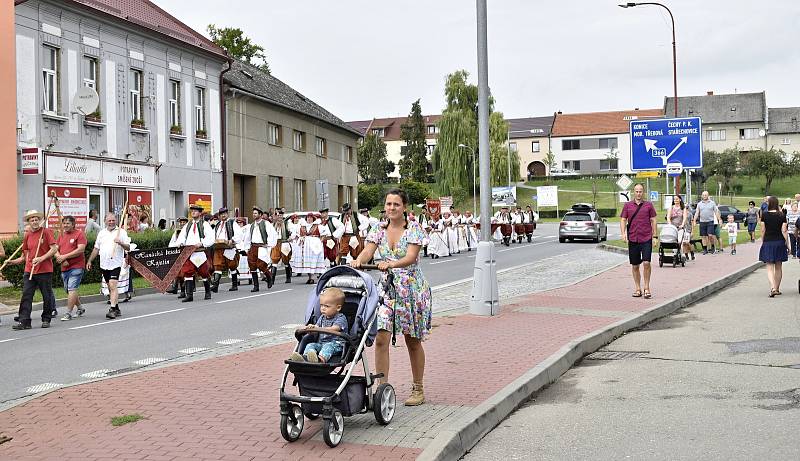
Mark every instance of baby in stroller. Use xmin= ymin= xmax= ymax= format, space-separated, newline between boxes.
xmin=288 ymin=287 xmax=348 ymax=363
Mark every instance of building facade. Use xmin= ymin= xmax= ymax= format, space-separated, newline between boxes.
xmin=550 ymin=108 xmax=663 ymax=174
xmin=506 ymin=116 xmax=554 ymax=179
xmin=767 ymin=107 xmax=800 ymax=153
xmin=224 ymin=61 xmax=361 ymax=213
xmin=14 ymin=0 xmax=227 ymax=231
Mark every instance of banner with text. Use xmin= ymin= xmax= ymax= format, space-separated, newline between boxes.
xmin=129 ymin=246 xmax=195 ymax=293
xmin=45 ymin=185 xmax=89 ymax=230
xmin=491 ymin=186 xmax=517 ymax=207
xmin=21 ymin=147 xmax=41 ymax=175
xmin=535 ymin=186 xmax=559 ymax=207
xmin=439 ymin=196 xmax=453 ymax=213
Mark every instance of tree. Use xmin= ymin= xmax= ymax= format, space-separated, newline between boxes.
xmin=543 ymin=150 xmax=557 ymax=183
xmin=357 ymin=133 xmax=391 ymax=184
xmin=744 ymin=148 xmax=795 ymax=194
xmin=399 ymin=100 xmax=429 ymax=182
xmin=207 ymin=25 xmax=270 ymax=73
xmin=703 ymin=147 xmax=739 ymax=193
xmin=489 ymin=111 xmax=518 ymax=186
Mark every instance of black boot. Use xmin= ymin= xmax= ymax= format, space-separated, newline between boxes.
xmin=177 ymin=280 xmax=186 ymax=298
xmin=210 ymin=273 xmax=221 ymax=293
xmin=270 ymin=265 xmax=278 ymax=284
xmin=285 ymin=266 xmax=292 ymax=284
xmin=182 ymin=280 xmax=195 ymax=302
xmin=527 ymin=234 xmax=532 ymax=243
xmin=423 ymin=246 xmax=428 ymax=257
xmin=228 ymin=273 xmax=239 ymax=291
xmin=251 ymin=272 xmax=260 ymax=292
xmin=166 ymin=279 xmax=178 ymax=294
xmin=266 ymin=268 xmax=274 ymax=289
xmin=203 ymin=279 xmax=212 ymax=300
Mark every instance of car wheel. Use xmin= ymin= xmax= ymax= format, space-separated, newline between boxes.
xmin=593 ymin=232 xmax=600 ymax=243
xmin=559 ymin=237 xmax=566 ymax=243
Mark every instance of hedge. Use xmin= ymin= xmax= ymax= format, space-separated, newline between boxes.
xmin=538 ymin=208 xmax=618 ymax=219
xmin=0 ymin=228 xmax=174 ymax=288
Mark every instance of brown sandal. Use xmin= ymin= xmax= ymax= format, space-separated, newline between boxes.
xmin=632 ymin=290 xmax=642 ymax=298
xmin=643 ymin=290 xmax=652 ymax=299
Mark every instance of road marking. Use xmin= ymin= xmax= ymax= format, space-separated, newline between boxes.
xmin=430 ymin=258 xmax=458 ymax=265
xmin=26 ymin=383 xmax=61 ymax=394
xmin=178 ymin=347 xmax=209 ymax=354
xmin=216 ymin=339 xmax=243 ymax=345
xmin=0 ymin=338 xmax=19 ymax=344
xmin=69 ymin=308 xmax=186 ymax=330
xmin=250 ymin=330 xmax=275 ymax=337
xmin=134 ymin=357 xmax=166 ymax=366
xmin=215 ymin=288 xmax=292 ymax=304
xmin=281 ymin=323 xmax=303 ymax=329
xmin=80 ymin=369 xmax=113 ymax=379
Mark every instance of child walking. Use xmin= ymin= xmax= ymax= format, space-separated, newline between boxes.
xmin=724 ymin=214 xmax=738 ymax=255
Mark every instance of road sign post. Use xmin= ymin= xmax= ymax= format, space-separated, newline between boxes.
xmin=630 ymin=117 xmax=703 ymax=195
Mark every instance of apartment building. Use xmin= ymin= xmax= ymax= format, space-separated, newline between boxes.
xmin=767 ymin=107 xmax=800 ymax=153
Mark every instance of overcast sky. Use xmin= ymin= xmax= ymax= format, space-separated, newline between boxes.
xmin=154 ymin=0 xmax=800 ymax=122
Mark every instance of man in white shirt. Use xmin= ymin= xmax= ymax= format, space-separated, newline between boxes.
xmin=211 ymin=207 xmax=243 ymax=292
xmin=493 ymin=206 xmax=514 ymax=246
xmin=242 ymin=206 xmax=277 ymax=291
xmin=87 ymin=212 xmax=131 ymax=319
xmin=319 ymin=208 xmax=344 ymax=266
xmin=166 ymin=217 xmax=189 ymax=298
xmin=175 ymin=204 xmax=216 ymax=301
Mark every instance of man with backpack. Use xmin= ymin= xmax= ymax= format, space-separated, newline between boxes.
xmin=620 ymin=183 xmax=658 ymax=299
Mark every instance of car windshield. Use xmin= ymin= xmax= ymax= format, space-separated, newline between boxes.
xmin=564 ymin=213 xmax=591 ymax=221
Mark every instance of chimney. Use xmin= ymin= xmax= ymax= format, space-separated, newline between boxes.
xmin=634 ymin=107 xmax=639 ymax=111
xmin=707 ymin=91 xmax=714 ymax=96
xmin=557 ymin=111 xmax=563 ymax=115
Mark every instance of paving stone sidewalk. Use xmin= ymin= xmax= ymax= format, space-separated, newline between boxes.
xmin=0 ymin=244 xmax=761 ymax=460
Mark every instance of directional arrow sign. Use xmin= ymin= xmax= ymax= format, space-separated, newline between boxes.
xmin=630 ymin=117 xmax=702 ymax=171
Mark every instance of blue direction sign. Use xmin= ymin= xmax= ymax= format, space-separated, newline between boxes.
xmin=630 ymin=117 xmax=702 ymax=171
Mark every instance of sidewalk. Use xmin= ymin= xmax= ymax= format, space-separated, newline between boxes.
xmin=0 ymin=243 xmax=764 ymax=460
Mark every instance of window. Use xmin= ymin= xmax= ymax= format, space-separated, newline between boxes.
xmin=316 ymin=137 xmax=327 ymax=157
xmin=169 ymin=80 xmax=180 ymax=128
xmin=371 ymin=128 xmax=385 ymax=138
xmin=269 ymin=176 xmax=282 ymax=209
xmin=130 ymin=69 xmax=143 ymax=123
xmin=562 ymin=160 xmax=581 ymax=171
xmin=427 ymin=125 xmax=438 ymax=135
xmin=509 ymin=142 xmax=518 ymax=152
xmin=599 ymin=138 xmax=618 ymax=149
xmin=194 ymin=87 xmax=205 ymax=132
xmin=705 ymin=129 xmax=726 ymax=141
xmin=293 ymin=130 xmax=306 ymax=151
xmin=562 ymin=161 xmax=571 ymax=169
xmin=572 ymin=161 xmax=581 ymax=171
xmin=562 ymin=139 xmax=580 ymax=150
xmin=268 ymin=123 xmax=282 ymax=146
xmin=531 ymin=141 xmax=540 ymax=152
xmin=600 ymin=158 xmax=618 ymax=170
xmin=42 ymin=46 xmax=59 ymax=113
xmin=342 ymin=145 xmax=353 ymax=163
xmin=83 ymin=56 xmax=98 ymax=93
xmin=740 ymin=128 xmax=760 ymax=140
xmin=293 ymin=179 xmax=306 ymax=211
xmin=426 ymin=144 xmax=435 ymax=155
xmin=782 ymin=137 xmax=791 ymax=145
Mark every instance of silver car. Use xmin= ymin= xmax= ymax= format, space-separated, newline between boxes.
xmin=558 ymin=204 xmax=608 ymax=243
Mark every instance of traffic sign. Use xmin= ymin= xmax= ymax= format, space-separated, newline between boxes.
xmin=666 ymin=162 xmax=683 ymax=177
xmin=630 ymin=117 xmax=702 ymax=171
xmin=635 ymin=171 xmax=659 ymax=178
xmin=616 ymin=174 xmax=632 ymax=190
xmin=649 ymin=191 xmax=659 ymax=202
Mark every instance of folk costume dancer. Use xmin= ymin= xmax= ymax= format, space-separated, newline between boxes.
xmin=175 ymin=205 xmax=215 ymax=301
xmin=427 ymin=215 xmax=450 ymax=259
xmin=452 ymin=210 xmax=470 ymax=252
xmin=494 ymin=206 xmax=514 ymax=246
xmin=513 ymin=207 xmax=526 ymax=244
xmin=416 ymin=207 xmax=431 ymax=257
xmin=463 ymin=211 xmax=479 ymax=250
xmin=243 ymin=206 xmax=277 ymax=292
xmin=319 ymin=208 xmax=344 ymax=266
xmin=270 ymin=210 xmax=293 ymax=283
xmin=339 ymin=203 xmax=369 ymax=264
xmin=211 ymin=207 xmax=243 ymax=292
xmin=290 ymin=214 xmax=328 ymax=284
xmin=522 ymin=205 xmax=537 ymax=243
xmin=442 ymin=211 xmax=459 ymax=254
xmin=166 ymin=217 xmax=190 ymax=298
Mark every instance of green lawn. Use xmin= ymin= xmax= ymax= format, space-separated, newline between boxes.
xmin=0 ymin=277 xmax=152 ymax=306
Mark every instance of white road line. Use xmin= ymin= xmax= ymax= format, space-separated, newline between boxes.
xmin=216 ymin=339 xmax=243 ymax=345
xmin=133 ymin=357 xmax=166 ymax=366
xmin=215 ymin=288 xmax=292 ymax=304
xmin=26 ymin=383 xmax=61 ymax=394
xmin=178 ymin=347 xmax=209 ymax=354
xmin=0 ymin=338 xmax=19 ymax=344
xmin=69 ymin=308 xmax=186 ymax=330
xmin=281 ymin=323 xmax=303 ymax=329
xmin=250 ymin=330 xmax=275 ymax=337
xmin=429 ymin=258 xmax=458 ymax=265
xmin=80 ymin=369 xmax=113 ymax=379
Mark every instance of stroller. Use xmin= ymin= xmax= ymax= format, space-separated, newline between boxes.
xmin=279 ymin=265 xmax=396 ymax=447
xmin=658 ymin=224 xmax=685 ymax=268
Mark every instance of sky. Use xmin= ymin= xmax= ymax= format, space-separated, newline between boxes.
xmin=153 ymin=0 xmax=800 ymax=122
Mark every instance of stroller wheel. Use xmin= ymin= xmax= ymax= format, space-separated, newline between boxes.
xmin=280 ymin=404 xmax=304 ymax=442
xmin=322 ymin=410 xmax=344 ymax=448
xmin=373 ymin=383 xmax=396 ymax=425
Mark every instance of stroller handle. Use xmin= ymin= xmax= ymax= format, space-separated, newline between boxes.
xmin=358 ymin=263 xmax=380 ymax=270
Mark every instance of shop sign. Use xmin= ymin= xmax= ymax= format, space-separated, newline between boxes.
xmin=187 ymin=192 xmax=213 ymax=215
xmin=45 ymin=185 xmax=89 ymax=230
xmin=45 ymin=155 xmax=102 ymax=185
xmin=21 ymin=148 xmax=41 ymax=175
xmin=103 ymin=162 xmax=155 ymax=188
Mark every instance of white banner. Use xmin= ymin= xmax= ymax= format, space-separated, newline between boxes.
xmin=491 ymin=186 xmax=517 ymax=207
xmin=536 ymin=186 xmax=559 ymax=207
xmin=103 ymin=162 xmax=156 ymax=188
xmin=45 ymin=155 xmax=102 ymax=185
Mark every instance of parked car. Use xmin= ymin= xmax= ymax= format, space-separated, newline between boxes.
xmin=559 ymin=203 xmax=607 ymax=243
xmin=549 ymin=167 xmax=579 ymax=177
xmin=716 ymin=205 xmax=746 ymax=225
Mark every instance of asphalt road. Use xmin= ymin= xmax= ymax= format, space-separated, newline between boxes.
xmin=0 ymin=223 xmax=621 ymax=406
xmin=464 ymin=259 xmax=800 ymax=461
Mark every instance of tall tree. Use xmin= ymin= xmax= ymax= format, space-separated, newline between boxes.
xmin=744 ymin=148 xmax=796 ymax=194
xmin=207 ymin=25 xmax=270 ymax=73
xmin=357 ymin=133 xmax=391 ymax=184
xmin=399 ymin=100 xmax=429 ymax=182
xmin=704 ymin=147 xmax=739 ymax=193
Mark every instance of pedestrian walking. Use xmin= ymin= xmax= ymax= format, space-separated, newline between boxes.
xmin=745 ymin=200 xmax=759 ymax=243
xmin=759 ymin=196 xmax=790 ymax=297
xmin=351 ymin=188 xmax=432 ymax=406
xmin=692 ymin=191 xmax=719 ymax=254
xmin=174 ymin=204 xmax=215 ymax=301
xmin=723 ymin=215 xmax=738 ymax=255
xmin=785 ymin=202 xmax=800 ymax=258
xmin=243 ymin=206 xmax=277 ymax=291
xmin=9 ymin=210 xmax=58 ymax=330
xmin=667 ymin=195 xmax=693 ymax=260
xmin=84 ymin=209 xmax=102 ymax=234
xmin=211 ymin=207 xmax=243 ymax=292
xmin=87 ymin=212 xmax=131 ymax=319
xmin=619 ymin=183 xmax=657 ymax=299
xmin=55 ymin=216 xmax=87 ymax=320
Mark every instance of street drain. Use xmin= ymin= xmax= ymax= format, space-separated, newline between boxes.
xmin=586 ymin=351 xmax=650 ymax=360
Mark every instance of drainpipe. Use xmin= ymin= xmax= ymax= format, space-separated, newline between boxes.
xmin=219 ymin=58 xmax=233 ymax=206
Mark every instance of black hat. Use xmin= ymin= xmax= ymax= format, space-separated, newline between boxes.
xmin=217 ymin=207 xmax=229 ymax=215
xmin=319 ymin=208 xmax=329 ymax=213
xmin=360 ymin=208 xmax=369 ymax=213
xmin=341 ymin=203 xmax=351 ymax=212
xmin=178 ymin=216 xmax=189 ymax=222
xmin=189 ymin=204 xmax=204 ymax=212
xmin=252 ymin=206 xmax=263 ymax=214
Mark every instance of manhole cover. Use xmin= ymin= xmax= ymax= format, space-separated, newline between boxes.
xmin=586 ymin=351 xmax=650 ymax=360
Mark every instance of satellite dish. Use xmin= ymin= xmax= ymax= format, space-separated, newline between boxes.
xmin=758 ymin=129 xmax=766 ymax=137
xmin=72 ymin=86 xmax=99 ymax=115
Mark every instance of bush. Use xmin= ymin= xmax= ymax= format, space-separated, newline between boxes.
xmin=398 ymin=180 xmax=434 ymax=206
xmin=357 ymin=184 xmax=385 ymax=210
xmin=0 ymin=228 xmax=174 ymax=288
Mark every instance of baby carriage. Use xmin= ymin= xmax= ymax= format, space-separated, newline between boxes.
xmin=658 ymin=224 xmax=685 ymax=268
xmin=279 ymin=265 xmax=396 ymax=447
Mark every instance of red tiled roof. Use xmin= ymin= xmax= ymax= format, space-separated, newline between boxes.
xmin=551 ymin=109 xmax=663 ymax=137
xmin=67 ymin=0 xmax=227 ymax=58
xmin=349 ymin=115 xmax=442 ymax=141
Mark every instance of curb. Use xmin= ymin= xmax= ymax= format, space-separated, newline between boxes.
xmin=596 ymin=243 xmax=628 ymax=255
xmin=417 ymin=259 xmax=763 ymax=461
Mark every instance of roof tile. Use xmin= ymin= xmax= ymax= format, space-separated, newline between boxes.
xmin=551 ymin=109 xmax=663 ymax=137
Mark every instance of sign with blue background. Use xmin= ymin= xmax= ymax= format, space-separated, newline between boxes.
xmin=630 ymin=117 xmax=702 ymax=171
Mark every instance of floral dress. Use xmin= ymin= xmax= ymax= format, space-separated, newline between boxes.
xmin=366 ymin=221 xmax=433 ymax=340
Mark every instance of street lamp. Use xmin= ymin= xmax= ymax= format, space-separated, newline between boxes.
xmin=619 ymin=2 xmax=679 ymax=194
xmin=458 ymin=143 xmax=477 ymax=214
xmin=506 ymin=129 xmax=538 ymax=188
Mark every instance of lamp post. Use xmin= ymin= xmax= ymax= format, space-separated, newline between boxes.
xmin=619 ymin=2 xmax=679 ymax=195
xmin=458 ymin=143 xmax=477 ymax=214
